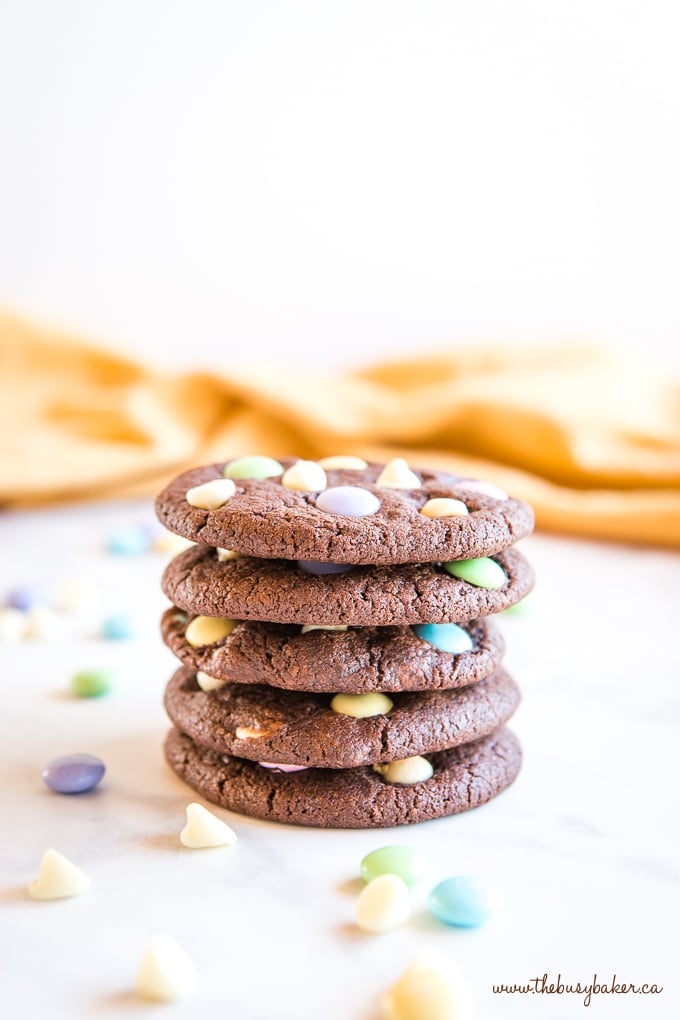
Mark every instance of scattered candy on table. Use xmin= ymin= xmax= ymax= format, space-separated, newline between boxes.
xmin=356 ymin=873 xmax=411 ymax=934
xmin=101 ymin=612 xmax=136 ymax=640
xmin=42 ymin=753 xmax=106 ymax=794
xmin=135 ymin=934 xmax=197 ymax=1003
xmin=316 ymin=486 xmax=381 ymax=517
xmin=330 ymin=692 xmax=394 ymax=718
xmin=222 ymin=455 xmax=284 ymax=479
xmin=381 ymin=949 xmax=475 ymax=1020
xmin=54 ymin=577 xmax=97 ymax=612
xmin=106 ymin=524 xmax=152 ymax=556
xmin=6 ymin=586 xmax=45 ymax=612
xmin=428 ymin=875 xmax=500 ymax=928
xmin=0 ymin=607 xmax=27 ymax=642
xmin=444 ymin=557 xmax=506 ymax=589
xmin=70 ymin=667 xmax=115 ymax=698
xmin=180 ymin=803 xmax=238 ymax=849
xmin=412 ymin=622 xmax=474 ymax=654
xmin=152 ymin=531 xmax=195 ymax=554
xmin=25 ymin=607 xmax=63 ymax=640
xmin=360 ymin=846 xmax=429 ymax=888
xmin=29 ymin=848 xmax=92 ymax=900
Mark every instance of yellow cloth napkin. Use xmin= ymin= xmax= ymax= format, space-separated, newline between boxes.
xmin=2 ymin=308 xmax=679 ymax=547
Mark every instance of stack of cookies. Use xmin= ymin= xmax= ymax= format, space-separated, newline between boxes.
xmin=155 ymin=455 xmax=534 ymax=829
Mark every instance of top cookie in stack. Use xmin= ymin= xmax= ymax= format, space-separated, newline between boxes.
xmin=156 ymin=455 xmax=535 ymax=828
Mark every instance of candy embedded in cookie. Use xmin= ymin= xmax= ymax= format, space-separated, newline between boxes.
xmin=155 ymin=459 xmax=534 ymax=565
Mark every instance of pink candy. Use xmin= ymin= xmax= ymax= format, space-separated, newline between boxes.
xmin=259 ymin=762 xmax=309 ymax=773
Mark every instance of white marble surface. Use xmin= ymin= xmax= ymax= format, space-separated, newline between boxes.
xmin=1 ymin=500 xmax=678 ymax=1019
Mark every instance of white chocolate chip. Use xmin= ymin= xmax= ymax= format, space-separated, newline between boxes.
xmin=196 ymin=671 xmax=226 ymax=692
xmin=185 ymin=616 xmax=236 ymax=647
xmin=318 ymin=455 xmax=369 ymax=470
xmin=186 ymin=478 xmax=236 ymax=510
xmin=152 ymin=531 xmax=195 ymax=554
xmin=331 ymin=692 xmax=394 ymax=718
xmin=281 ymin=460 xmax=327 ymax=492
xmin=420 ymin=497 xmax=469 ymax=519
xmin=373 ymin=755 xmax=434 ymax=785
xmin=381 ymin=949 xmax=475 ymax=1020
xmin=235 ymin=725 xmax=272 ymax=740
xmin=135 ymin=934 xmax=198 ymax=1003
xmin=300 ymin=624 xmax=349 ymax=634
xmin=29 ymin=848 xmax=91 ymax=900
xmin=216 ymin=547 xmax=239 ymax=561
xmin=180 ymin=803 xmax=238 ymax=849
xmin=356 ymin=874 xmax=411 ymax=934
xmin=0 ymin=607 xmax=27 ymax=642
xmin=376 ymin=458 xmax=421 ymax=489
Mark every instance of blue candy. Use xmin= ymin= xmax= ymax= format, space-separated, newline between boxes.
xmin=428 ymin=876 xmax=497 ymax=928
xmin=315 ymin=486 xmax=380 ymax=517
xmin=7 ymin=587 xmax=44 ymax=612
xmin=412 ymin=623 xmax=473 ymax=654
xmin=101 ymin=613 xmax=136 ymax=640
xmin=106 ymin=525 xmax=151 ymax=556
xmin=42 ymin=754 xmax=106 ymax=795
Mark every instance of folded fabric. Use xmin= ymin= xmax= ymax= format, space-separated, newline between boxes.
xmin=1 ymin=308 xmax=679 ymax=547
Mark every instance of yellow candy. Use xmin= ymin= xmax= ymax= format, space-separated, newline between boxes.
xmin=331 ymin=692 xmax=394 ymax=718
xmin=318 ymin=455 xmax=369 ymax=470
xmin=420 ymin=498 xmax=469 ymax=518
xmin=185 ymin=616 xmax=236 ymax=647
xmin=381 ymin=949 xmax=475 ymax=1020
xmin=374 ymin=756 xmax=433 ymax=785
xmin=376 ymin=458 xmax=421 ymax=489
xmin=281 ymin=460 xmax=327 ymax=492
xmin=186 ymin=478 xmax=235 ymax=510
xmin=356 ymin=874 xmax=411 ymax=934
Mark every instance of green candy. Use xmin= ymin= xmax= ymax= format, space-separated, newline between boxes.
xmin=223 ymin=456 xmax=284 ymax=480
xmin=444 ymin=557 xmax=506 ymax=590
xmin=360 ymin=845 xmax=429 ymax=888
xmin=70 ymin=668 xmax=115 ymax=699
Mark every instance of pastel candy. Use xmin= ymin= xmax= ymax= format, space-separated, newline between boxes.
xmin=135 ymin=934 xmax=197 ymax=1003
xmin=223 ymin=455 xmax=284 ymax=479
xmin=259 ymin=762 xmax=309 ymax=773
xmin=196 ymin=671 xmax=227 ymax=692
xmin=281 ymin=460 xmax=327 ymax=492
xmin=360 ymin=846 xmax=429 ymax=888
xmin=107 ymin=525 xmax=151 ymax=555
xmin=381 ymin=949 xmax=475 ymax=1020
xmin=356 ymin=874 xmax=411 ymax=934
xmin=42 ymin=754 xmax=105 ymax=794
xmin=376 ymin=458 xmax=421 ymax=489
xmin=457 ymin=479 xmax=508 ymax=500
xmin=7 ymin=587 xmax=44 ymax=611
xmin=444 ymin=557 xmax=506 ymax=590
xmin=101 ymin=613 xmax=136 ymax=640
xmin=316 ymin=486 xmax=380 ymax=517
xmin=152 ymin=531 xmax=195 ymax=554
xmin=185 ymin=616 xmax=236 ymax=647
xmin=29 ymin=848 xmax=91 ymax=900
xmin=412 ymin=623 xmax=473 ymax=654
xmin=0 ymin=607 xmax=27 ymax=641
xmin=374 ymin=756 xmax=433 ymax=785
xmin=318 ymin=455 xmax=368 ymax=470
xmin=186 ymin=478 xmax=235 ymax=510
xmin=180 ymin=803 xmax=237 ymax=848
xmin=420 ymin=497 xmax=468 ymax=518
xmin=428 ymin=875 xmax=499 ymax=928
xmin=331 ymin=692 xmax=393 ymax=718
xmin=25 ymin=607 xmax=63 ymax=640
xmin=70 ymin=668 xmax=114 ymax=698
xmin=297 ymin=560 xmax=355 ymax=575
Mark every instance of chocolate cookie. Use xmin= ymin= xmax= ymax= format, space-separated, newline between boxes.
xmin=163 ymin=666 xmax=520 ymax=768
xmin=155 ymin=459 xmax=534 ymax=565
xmin=161 ymin=545 xmax=535 ymax=626
xmin=164 ymin=726 xmax=522 ymax=828
xmin=161 ymin=611 xmax=504 ymax=693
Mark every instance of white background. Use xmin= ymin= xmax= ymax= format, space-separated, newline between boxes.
xmin=0 ymin=1 xmax=679 ymax=371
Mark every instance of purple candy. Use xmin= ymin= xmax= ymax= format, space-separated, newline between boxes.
xmin=296 ymin=560 xmax=356 ymax=575
xmin=7 ymin=587 xmax=44 ymax=612
xmin=259 ymin=762 xmax=308 ymax=773
xmin=42 ymin=753 xmax=106 ymax=794
xmin=315 ymin=486 xmax=381 ymax=517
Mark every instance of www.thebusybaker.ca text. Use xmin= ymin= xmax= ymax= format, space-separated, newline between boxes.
xmin=492 ymin=973 xmax=663 ymax=1008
